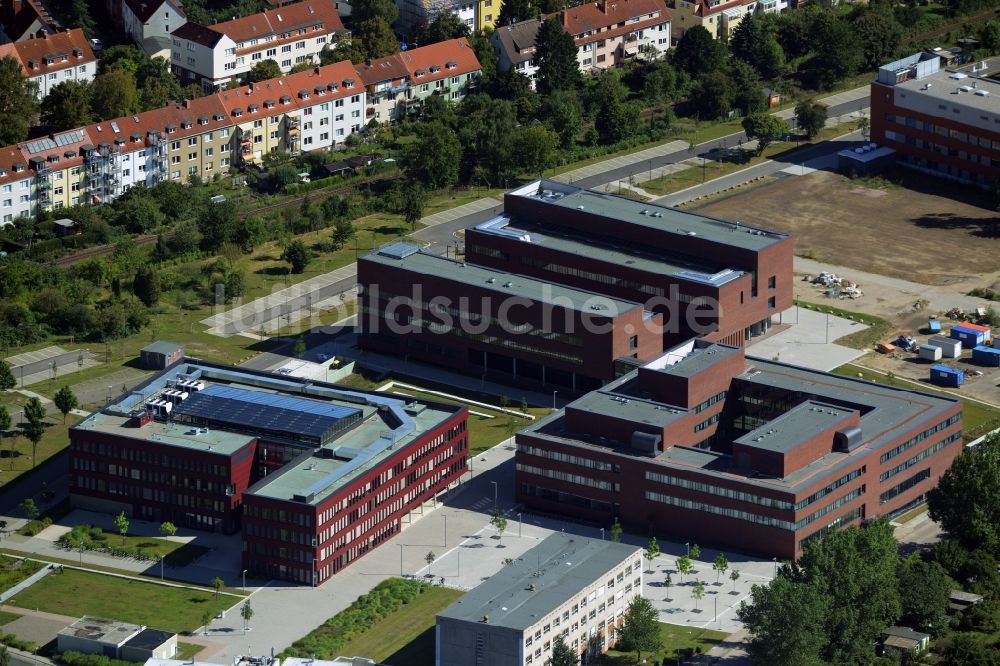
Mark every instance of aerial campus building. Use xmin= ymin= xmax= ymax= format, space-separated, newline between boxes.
xmin=69 ymin=360 xmax=468 ymax=585
xmin=871 ymin=52 xmax=1000 ymax=189
xmin=436 ymin=533 xmax=643 ymax=666
xmin=515 ymin=339 xmax=963 ymax=560
xmin=358 ymin=180 xmax=792 ymax=394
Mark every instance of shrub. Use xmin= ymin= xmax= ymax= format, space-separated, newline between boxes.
xmin=2 ymin=632 xmax=37 ymax=651
xmin=56 ymin=651 xmax=142 ymax=666
xmin=18 ymin=518 xmax=52 ymax=536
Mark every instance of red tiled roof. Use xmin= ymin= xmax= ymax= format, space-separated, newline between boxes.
xmin=209 ymin=0 xmax=343 ymax=44
xmin=559 ymin=0 xmax=669 ymax=38
xmin=397 ymin=38 xmax=482 ymax=84
xmin=355 ymin=53 xmax=410 ymax=87
xmin=83 ymin=94 xmax=232 ymax=149
xmin=692 ymin=0 xmax=752 ymax=17
xmin=0 ymin=28 xmax=96 ymax=77
xmin=0 ymin=126 xmax=96 ymax=187
xmin=213 ymin=59 xmax=360 ymax=121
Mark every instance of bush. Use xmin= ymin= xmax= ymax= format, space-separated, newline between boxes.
xmin=280 ymin=578 xmax=429 ymax=658
xmin=2 ymin=632 xmax=37 ymax=652
xmin=18 ymin=518 xmax=52 ymax=536
xmin=56 ymin=651 xmax=142 ymax=666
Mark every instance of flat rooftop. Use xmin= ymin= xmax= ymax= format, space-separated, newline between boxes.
xmin=72 ymin=361 xmax=461 ymax=506
xmin=644 ymin=340 xmax=742 ymax=378
xmin=508 ymin=180 xmax=787 ymax=252
xmin=894 ymin=66 xmax=1000 ymax=115
xmin=437 ymin=533 xmax=640 ymax=631
xmin=58 ymin=617 xmax=141 ymax=645
xmin=472 ymin=216 xmax=745 ymax=287
xmin=734 ymin=401 xmax=855 ymax=453
xmin=363 ymin=243 xmax=644 ymax=316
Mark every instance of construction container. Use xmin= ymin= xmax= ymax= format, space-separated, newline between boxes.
xmin=960 ymin=322 xmax=993 ymax=342
xmin=994 ymin=337 xmax=1000 ymax=349
xmin=927 ymin=319 xmax=942 ymax=333
xmin=930 ymin=365 xmax=964 ymax=387
xmin=927 ymin=336 xmax=962 ymax=358
xmin=919 ymin=344 xmax=943 ymax=361
xmin=876 ymin=343 xmax=895 ymax=354
xmin=951 ymin=325 xmax=988 ymax=348
xmin=972 ymin=345 xmax=1000 ymax=367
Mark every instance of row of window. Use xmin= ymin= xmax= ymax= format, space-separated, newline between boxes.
xmin=884 ymin=130 xmax=1000 ymax=168
xmin=880 ymin=469 xmax=931 ymax=504
xmin=885 ymin=113 xmax=1000 ymax=148
xmin=518 ymin=463 xmax=613 ymax=491
xmin=880 ymin=433 xmax=960 ymax=482
xmin=71 ymin=441 xmax=230 ymax=476
xmin=645 ymin=470 xmax=795 ymax=511
xmin=693 ymin=391 xmax=727 ymax=414
xmin=517 ymin=442 xmax=617 ymax=472
xmin=879 ymin=414 xmax=961 ymax=463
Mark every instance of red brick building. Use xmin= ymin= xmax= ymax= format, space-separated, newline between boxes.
xmin=871 ymin=52 xmax=1000 ymax=188
xmin=515 ymin=339 xmax=963 ymax=559
xmin=358 ymin=180 xmax=793 ymax=395
xmin=69 ymin=360 xmax=467 ymax=584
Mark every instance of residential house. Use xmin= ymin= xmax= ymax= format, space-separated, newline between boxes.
xmin=491 ymin=19 xmax=540 ymax=87
xmin=880 ymin=627 xmax=930 ymax=659
xmin=121 ymin=0 xmax=186 ymax=59
xmin=561 ymin=0 xmax=671 ymax=70
xmin=395 ymin=0 xmax=499 ymax=35
xmin=0 ymin=0 xmax=56 ymax=43
xmin=672 ymin=0 xmax=788 ymax=40
xmin=170 ymin=0 xmax=346 ymax=92
xmin=356 ymin=37 xmax=481 ymax=124
xmin=0 ymin=28 xmax=96 ymax=98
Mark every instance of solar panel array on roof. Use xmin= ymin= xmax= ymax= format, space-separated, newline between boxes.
xmin=173 ymin=384 xmax=362 ymax=443
xmin=54 ymin=129 xmax=85 ymax=146
xmin=378 ymin=242 xmax=420 ymax=259
xmin=25 ymin=137 xmax=57 ymax=154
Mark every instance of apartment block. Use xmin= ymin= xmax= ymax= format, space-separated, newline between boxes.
xmin=0 ymin=0 xmax=56 ymax=43
xmin=491 ymin=20 xmax=540 ymax=86
xmin=437 ymin=533 xmax=643 ymax=666
xmin=515 ymin=339 xmax=963 ymax=560
xmin=355 ymin=38 xmax=482 ymax=124
xmin=672 ymin=0 xmax=787 ymax=40
xmin=170 ymin=0 xmax=345 ymax=92
xmin=120 ymin=0 xmax=186 ymax=59
xmin=0 ymin=28 xmax=96 ymax=98
xmin=871 ymin=52 xmax=1000 ymax=189
xmin=69 ymin=360 xmax=468 ymax=585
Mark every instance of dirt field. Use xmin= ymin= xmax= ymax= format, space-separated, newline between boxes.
xmin=691 ymin=170 xmax=1000 ymax=287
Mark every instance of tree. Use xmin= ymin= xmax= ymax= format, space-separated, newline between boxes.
xmin=940 ymin=633 xmax=1000 ymax=666
xmin=644 ymin=536 xmax=660 ymax=573
xmin=23 ymin=397 xmax=46 ymax=469
xmin=422 ymin=11 xmax=470 ymax=44
xmin=282 ymin=240 xmax=310 ymax=274
xmin=795 ymin=100 xmax=827 ymax=139
xmin=535 ymin=17 xmax=581 ymax=95
xmin=470 ymin=34 xmax=497 ymax=84
xmin=673 ymin=26 xmax=727 ymax=78
xmin=742 ymin=113 xmax=790 ymax=156
xmin=212 ymin=576 xmax=224 ymax=598
xmin=114 ymin=511 xmax=129 ymax=544
xmin=693 ymin=580 xmax=706 ymax=609
xmin=688 ymin=71 xmax=734 ymax=121
xmin=897 ymin=555 xmax=949 ymax=634
xmin=159 ymin=521 xmax=177 ymax=539
xmin=224 ymin=271 xmax=245 ymax=302
xmin=0 ymin=361 xmax=14 ymax=390
xmin=713 ymin=552 xmax=729 ymax=583
xmin=246 ymin=59 xmax=282 ymax=83
xmin=201 ymin=609 xmax=213 ymax=636
xmin=0 ymin=55 xmax=39 ymax=145
xmin=498 ymin=0 xmax=538 ymax=25
xmin=41 ymin=80 xmax=94 ymax=131
xmin=356 ymin=18 xmax=399 ymax=60
xmin=20 ymin=498 xmax=39 ymax=521
xmin=676 ymin=555 xmax=692 ymax=583
xmin=91 ymin=67 xmax=140 ymax=120
xmin=620 ymin=597 xmax=662 ymax=664
xmin=513 ymin=125 xmax=558 ymax=177
xmin=0 ymin=644 xmax=9 ymax=666
xmin=738 ymin=576 xmax=828 ymax=666
xmin=689 ymin=543 xmax=701 ymax=560
xmin=425 ymin=551 xmax=436 ymax=573
xmin=401 ymin=180 xmax=426 ymax=231
xmin=490 ymin=511 xmax=508 ymax=544
xmin=594 ymin=76 xmax=640 ymax=144
xmin=0 ymin=406 xmax=9 ymax=470
xmin=53 ymin=386 xmax=78 ymax=424
xmin=853 ymin=4 xmax=903 ymax=71
xmin=132 ymin=265 xmax=162 ymax=307
xmin=240 ymin=600 xmax=254 ymax=632
xmin=981 ymin=21 xmax=1000 ymax=55
xmin=609 ymin=517 xmax=622 ymax=544
xmin=546 ymin=635 xmax=575 ymax=666
xmin=730 ymin=58 xmax=766 ymax=116
xmin=403 ymin=122 xmax=462 ymax=190
xmin=929 ymin=433 xmax=1000 ymax=554
xmin=809 ymin=10 xmax=861 ymax=91
xmin=731 ymin=14 xmax=785 ymax=79
xmin=353 ymin=0 xmax=398 ymax=24
xmin=730 ymin=568 xmax=741 ymax=592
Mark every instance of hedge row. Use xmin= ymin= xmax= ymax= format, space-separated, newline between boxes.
xmin=55 ymin=651 xmax=143 ymax=666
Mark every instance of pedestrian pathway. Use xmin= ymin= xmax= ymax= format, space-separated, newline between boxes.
xmin=418 ymin=197 xmax=500 ymax=227
xmin=14 ymin=389 xmax=89 ymax=417
xmin=552 ymin=140 xmax=689 ymax=184
xmin=0 ymin=564 xmax=52 ymax=603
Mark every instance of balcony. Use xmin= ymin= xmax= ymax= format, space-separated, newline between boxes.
xmin=286 ymin=116 xmax=300 ymax=129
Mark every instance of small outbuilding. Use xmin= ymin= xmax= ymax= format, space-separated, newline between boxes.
xmin=140 ymin=341 xmax=184 ymax=370
xmin=121 ymin=629 xmax=178 ymax=661
xmin=53 ymin=218 xmax=78 ymax=236
xmin=880 ymin=626 xmax=930 ymax=659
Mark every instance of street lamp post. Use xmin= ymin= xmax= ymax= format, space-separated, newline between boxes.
xmin=491 ymin=481 xmax=498 ymax=509
xmin=686 ymin=542 xmax=690 ymax=556
xmin=443 ymin=514 xmax=447 ymax=547
xmin=772 ymin=557 xmax=777 ymax=577
xmin=242 ymin=569 xmax=247 ymax=592
xmin=552 ymin=390 xmax=558 ymax=410
xmin=517 ymin=512 xmax=522 ymax=538
xmin=600 ymin=528 xmax=604 ymax=541
xmin=399 ymin=544 xmax=403 ymax=576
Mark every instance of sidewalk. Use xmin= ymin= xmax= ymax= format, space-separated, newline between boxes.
xmin=0 ymin=565 xmax=52 ymax=603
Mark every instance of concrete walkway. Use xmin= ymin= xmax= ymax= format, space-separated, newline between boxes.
xmin=14 ymin=389 xmax=90 ymax=417
xmin=0 ymin=564 xmax=52 ymax=603
xmin=552 ymin=140 xmax=690 ymax=184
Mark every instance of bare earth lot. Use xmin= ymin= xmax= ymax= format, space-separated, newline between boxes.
xmin=692 ymin=170 xmax=1000 ymax=287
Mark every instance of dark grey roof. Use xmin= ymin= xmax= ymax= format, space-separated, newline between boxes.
xmin=492 ymin=20 xmax=541 ymax=65
xmin=171 ymin=22 xmax=224 ymax=47
xmin=883 ymin=626 xmax=930 ymax=642
xmin=437 ymin=533 xmax=640 ymax=631
xmin=124 ymin=629 xmax=176 ymax=650
xmin=142 ymin=340 xmax=183 ymax=356
xmin=734 ymin=401 xmax=854 ymax=454
xmin=124 ymin=0 xmax=182 ymax=23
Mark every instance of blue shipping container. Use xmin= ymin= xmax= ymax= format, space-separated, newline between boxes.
xmin=972 ymin=345 xmax=1000 ymax=367
xmin=928 ymin=320 xmax=942 ymax=333
xmin=951 ymin=326 xmax=986 ymax=347
xmin=930 ymin=365 xmax=964 ymax=387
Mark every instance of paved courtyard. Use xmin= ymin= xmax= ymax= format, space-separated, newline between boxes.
xmin=747 ymin=305 xmax=868 ymax=371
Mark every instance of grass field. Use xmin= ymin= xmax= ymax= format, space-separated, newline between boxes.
xmin=0 ymin=610 xmax=23 ymax=627
xmin=600 ymin=623 xmax=729 ymax=664
xmin=7 ymin=569 xmax=238 ymax=634
xmin=175 ymin=642 xmax=203 ymax=661
xmin=333 ymin=586 xmax=463 ymax=665
xmin=0 ymin=556 xmax=44 ymax=595
xmin=0 ymin=395 xmax=82 ymax=489
xmin=832 ymin=363 xmax=1000 ymax=440
xmin=57 ymin=525 xmax=210 ymax=567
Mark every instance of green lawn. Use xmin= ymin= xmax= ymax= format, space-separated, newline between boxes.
xmin=7 ymin=569 xmax=238 ymax=634
xmin=0 ymin=396 xmax=82 ymax=489
xmin=175 ymin=642 xmax=203 ymax=661
xmin=0 ymin=610 xmax=23 ymax=627
xmin=832 ymin=363 xmax=1000 ymax=440
xmin=0 ymin=555 xmax=44 ymax=595
xmin=57 ymin=525 xmax=210 ymax=567
xmin=601 ymin=623 xmax=729 ymax=664
xmin=334 ymin=586 xmax=463 ymax=665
